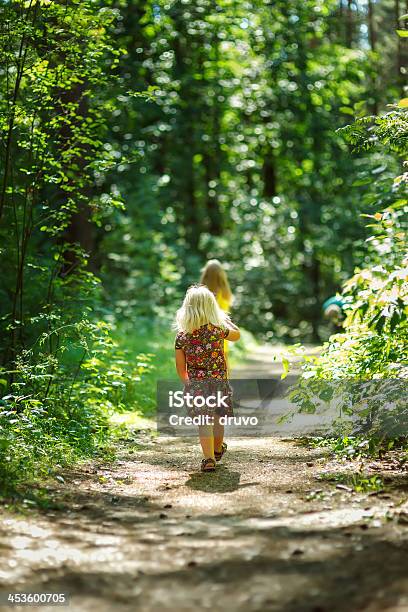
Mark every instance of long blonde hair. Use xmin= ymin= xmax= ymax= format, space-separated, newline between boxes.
xmin=200 ymin=259 xmax=232 ymax=303
xmin=175 ymin=285 xmax=231 ymax=334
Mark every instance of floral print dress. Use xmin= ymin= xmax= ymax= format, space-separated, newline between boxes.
xmin=175 ymin=323 xmax=233 ymax=417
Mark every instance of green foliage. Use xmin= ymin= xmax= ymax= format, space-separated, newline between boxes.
xmin=0 ymin=316 xmax=154 ymax=492
xmin=319 ymin=470 xmax=384 ymax=493
xmin=312 ymin=435 xmax=403 ymax=459
xmin=0 ymin=0 xmax=151 ymax=493
xmin=293 ymin=103 xmax=407 ymax=450
xmin=310 ymin=109 xmax=407 ymax=380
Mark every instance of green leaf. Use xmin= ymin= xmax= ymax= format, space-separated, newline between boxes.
xmin=281 ymin=357 xmax=290 ymax=380
xmin=352 ymin=178 xmax=372 ymax=186
xmin=396 ymin=29 xmax=408 ymax=37
xmin=340 ymin=106 xmax=354 ymax=115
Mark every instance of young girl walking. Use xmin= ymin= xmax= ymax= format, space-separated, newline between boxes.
xmin=174 ymin=285 xmax=240 ymax=472
xmin=200 ymin=259 xmax=233 ymax=367
xmin=200 ymin=259 xmax=233 ymax=313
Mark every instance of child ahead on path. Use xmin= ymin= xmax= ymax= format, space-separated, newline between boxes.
xmin=174 ymin=285 xmax=240 ymax=472
xmin=200 ymin=259 xmax=233 ymax=362
xmin=200 ymin=259 xmax=233 ymax=313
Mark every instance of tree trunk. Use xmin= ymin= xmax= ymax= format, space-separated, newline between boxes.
xmin=185 ymin=145 xmax=200 ymax=252
xmin=367 ymin=0 xmax=378 ymax=114
xmin=339 ymin=0 xmax=344 ymax=42
xmin=262 ymin=153 xmax=277 ymax=199
xmin=367 ymin=0 xmax=376 ymax=52
xmin=205 ymin=154 xmax=222 ymax=236
xmin=395 ymin=0 xmax=404 ymax=92
xmin=205 ymin=29 xmax=222 ymax=236
xmin=346 ymin=0 xmax=353 ymax=47
xmin=59 ymin=82 xmax=96 ymax=275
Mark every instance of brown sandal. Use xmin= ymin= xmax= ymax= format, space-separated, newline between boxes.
xmin=214 ymin=443 xmax=227 ymax=462
xmin=201 ymin=458 xmax=216 ymax=472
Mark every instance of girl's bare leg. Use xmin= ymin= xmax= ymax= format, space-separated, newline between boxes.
xmin=198 ymin=425 xmax=214 ymax=459
xmin=213 ymin=415 xmax=224 ymax=454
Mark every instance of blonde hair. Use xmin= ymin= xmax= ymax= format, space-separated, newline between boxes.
xmin=175 ymin=285 xmax=231 ymax=334
xmin=200 ymin=259 xmax=232 ymax=303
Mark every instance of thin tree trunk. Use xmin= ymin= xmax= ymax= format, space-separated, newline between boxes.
xmin=205 ymin=26 xmax=222 ymax=236
xmin=396 ymin=0 xmax=404 ymax=91
xmin=262 ymin=153 xmax=277 ymax=199
xmin=339 ymin=0 xmax=344 ymax=42
xmin=367 ymin=0 xmax=376 ymax=51
xmin=346 ymin=0 xmax=353 ymax=47
xmin=210 ymin=42 xmax=222 ymax=236
xmin=0 ymin=10 xmax=31 ymax=222
xmin=367 ymin=0 xmax=378 ymax=114
xmin=185 ymin=143 xmax=200 ymax=252
xmin=205 ymin=154 xmax=222 ymax=236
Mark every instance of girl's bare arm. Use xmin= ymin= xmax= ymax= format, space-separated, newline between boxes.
xmin=225 ymin=321 xmax=240 ymax=342
xmin=175 ymin=349 xmax=188 ymax=380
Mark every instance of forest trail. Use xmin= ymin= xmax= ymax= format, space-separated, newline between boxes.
xmin=1 ymin=346 xmax=407 ymax=612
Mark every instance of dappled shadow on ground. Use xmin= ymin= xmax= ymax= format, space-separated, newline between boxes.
xmin=7 ymin=519 xmax=407 ymax=612
xmin=0 ymin=433 xmax=407 ymax=612
xmin=133 ymin=435 xmax=329 ymax=466
xmin=186 ymin=467 xmax=242 ymax=493
xmin=389 ymin=475 xmax=408 ymax=492
xmin=185 ymin=466 xmax=263 ymax=494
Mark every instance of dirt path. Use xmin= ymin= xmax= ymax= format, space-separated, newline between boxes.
xmin=0 ymin=348 xmax=407 ymax=612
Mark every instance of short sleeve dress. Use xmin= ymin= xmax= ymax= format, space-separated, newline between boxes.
xmin=175 ymin=323 xmax=233 ymax=417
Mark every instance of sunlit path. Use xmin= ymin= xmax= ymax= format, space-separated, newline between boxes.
xmin=0 ymin=345 xmax=407 ymax=612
